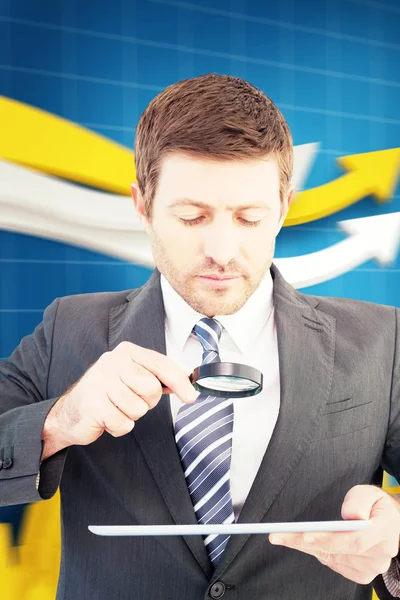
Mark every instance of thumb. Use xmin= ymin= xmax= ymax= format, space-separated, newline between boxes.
xmin=341 ymin=485 xmax=385 ymax=520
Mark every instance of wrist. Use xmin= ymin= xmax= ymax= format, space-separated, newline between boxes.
xmin=41 ymin=398 xmax=72 ymax=460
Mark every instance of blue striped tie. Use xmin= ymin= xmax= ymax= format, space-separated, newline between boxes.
xmin=175 ymin=317 xmax=235 ymax=568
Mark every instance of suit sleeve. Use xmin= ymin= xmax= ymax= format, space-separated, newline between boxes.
xmin=373 ymin=307 xmax=400 ymax=599
xmin=374 ymin=565 xmax=400 ymax=600
xmin=0 ymin=298 xmax=69 ymax=507
xmin=381 ymin=559 xmax=400 ymax=597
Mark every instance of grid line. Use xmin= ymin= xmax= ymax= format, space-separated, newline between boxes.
xmin=345 ymin=0 xmax=400 ymax=14
xmin=279 ymin=103 xmax=400 ymax=125
xmin=0 ymin=63 xmax=163 ymax=91
xmin=148 ymin=0 xmax=400 ymax=51
xmin=0 ymin=16 xmax=399 ymax=88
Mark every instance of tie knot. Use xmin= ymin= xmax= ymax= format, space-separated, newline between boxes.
xmin=193 ymin=318 xmax=223 ymax=354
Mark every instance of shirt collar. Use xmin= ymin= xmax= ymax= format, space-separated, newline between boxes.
xmin=161 ymin=269 xmax=274 ymax=354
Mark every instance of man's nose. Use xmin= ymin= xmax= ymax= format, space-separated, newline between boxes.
xmin=202 ymin=225 xmax=239 ymax=267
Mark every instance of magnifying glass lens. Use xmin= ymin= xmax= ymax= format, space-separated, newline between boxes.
xmin=191 ymin=363 xmax=263 ymax=398
xmin=198 ymin=376 xmax=259 ymax=392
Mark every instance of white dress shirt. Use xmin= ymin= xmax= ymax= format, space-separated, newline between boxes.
xmin=161 ymin=270 xmax=281 ymax=521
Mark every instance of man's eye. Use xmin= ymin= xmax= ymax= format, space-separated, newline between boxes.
xmin=179 ymin=217 xmax=205 ymax=226
xmin=178 ymin=216 xmax=262 ymax=227
xmin=238 ymin=218 xmax=262 ymax=227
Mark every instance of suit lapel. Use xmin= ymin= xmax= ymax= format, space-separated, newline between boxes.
xmin=108 ymin=269 xmax=212 ymax=578
xmin=212 ymin=263 xmax=336 ymax=578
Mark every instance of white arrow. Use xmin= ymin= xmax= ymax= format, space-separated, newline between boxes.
xmin=276 ymin=212 xmax=400 ymax=288
xmin=291 ymin=141 xmax=319 ymax=194
xmin=0 ymin=159 xmax=140 ymax=231
xmin=0 ymin=158 xmax=156 ymax=266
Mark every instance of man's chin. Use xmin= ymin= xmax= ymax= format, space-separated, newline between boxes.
xmin=187 ymin=281 xmax=249 ymax=316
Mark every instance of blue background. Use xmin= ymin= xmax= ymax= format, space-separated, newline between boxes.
xmin=0 ymin=0 xmax=399 ymax=541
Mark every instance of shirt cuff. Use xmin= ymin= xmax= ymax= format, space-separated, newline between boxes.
xmin=382 ymin=556 xmax=400 ymax=598
xmin=35 ymin=461 xmax=43 ymax=490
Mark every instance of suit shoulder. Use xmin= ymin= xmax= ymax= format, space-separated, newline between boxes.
xmin=52 ymin=287 xmax=141 ymax=323
xmin=43 ymin=288 xmax=144 ymax=354
xmin=57 ymin=288 xmax=137 ymax=308
xmin=305 ymin=292 xmax=396 ymax=327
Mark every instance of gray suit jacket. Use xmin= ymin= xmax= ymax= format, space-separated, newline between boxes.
xmin=0 ymin=263 xmax=399 ymax=600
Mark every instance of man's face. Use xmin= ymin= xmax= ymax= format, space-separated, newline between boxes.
xmin=132 ymin=153 xmax=293 ymax=317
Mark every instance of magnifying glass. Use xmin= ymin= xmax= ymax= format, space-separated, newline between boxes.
xmin=189 ymin=362 xmax=263 ymax=398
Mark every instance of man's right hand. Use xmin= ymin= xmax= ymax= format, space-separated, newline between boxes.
xmin=41 ymin=341 xmax=198 ymax=459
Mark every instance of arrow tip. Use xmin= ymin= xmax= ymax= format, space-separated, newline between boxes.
xmin=337 ymin=148 xmax=400 ymax=202
xmin=338 ymin=212 xmax=400 ymax=265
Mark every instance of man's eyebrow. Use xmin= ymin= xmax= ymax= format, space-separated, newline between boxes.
xmin=168 ymin=198 xmax=271 ymax=211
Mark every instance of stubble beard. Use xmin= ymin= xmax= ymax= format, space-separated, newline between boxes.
xmin=150 ymin=231 xmax=274 ymax=317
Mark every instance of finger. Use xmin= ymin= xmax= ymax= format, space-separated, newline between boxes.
xmin=333 ymin=551 xmax=393 ymax=576
xmin=161 ymin=386 xmax=174 ymax=395
xmin=104 ymin=422 xmax=135 ymax=437
xmin=107 ymin=380 xmax=150 ymax=420
xmin=270 ymin=528 xmax=396 ymax=564
xmin=368 ymin=537 xmax=400 ymax=561
xmin=269 ymin=533 xmax=331 ymax=559
xmin=269 ymin=536 xmax=391 ymax=582
xmin=119 ymin=360 xmax=173 ymax=398
xmin=321 ymin=559 xmax=380 ymax=586
xmin=118 ymin=342 xmax=198 ymax=404
xmin=269 ymin=535 xmax=339 ymax=568
xmin=118 ymin=362 xmax=164 ymax=409
xmin=269 ymin=532 xmax=395 ymax=583
xmin=101 ymin=400 xmax=136 ymax=437
xmin=270 ymin=529 xmax=370 ymax=556
xmin=341 ymin=487 xmax=398 ymax=549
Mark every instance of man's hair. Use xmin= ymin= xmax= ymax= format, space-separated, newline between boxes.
xmin=134 ymin=73 xmax=293 ymax=219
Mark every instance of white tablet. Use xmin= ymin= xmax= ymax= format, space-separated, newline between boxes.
xmin=88 ymin=520 xmax=372 ymax=537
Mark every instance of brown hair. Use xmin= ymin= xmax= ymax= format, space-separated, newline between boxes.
xmin=134 ymin=73 xmax=293 ymax=219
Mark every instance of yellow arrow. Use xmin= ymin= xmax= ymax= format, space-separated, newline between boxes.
xmin=0 ymin=491 xmax=61 ymax=600
xmin=284 ymin=147 xmax=400 ymax=227
xmin=0 ymin=95 xmax=135 ymax=195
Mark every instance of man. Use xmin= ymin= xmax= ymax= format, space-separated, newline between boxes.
xmin=0 ymin=73 xmax=399 ymax=599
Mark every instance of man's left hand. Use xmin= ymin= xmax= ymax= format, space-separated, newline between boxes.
xmin=269 ymin=485 xmax=400 ymax=585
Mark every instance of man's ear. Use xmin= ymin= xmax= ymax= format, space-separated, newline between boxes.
xmin=131 ymin=182 xmax=151 ymax=232
xmin=276 ymin=184 xmax=294 ymax=235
